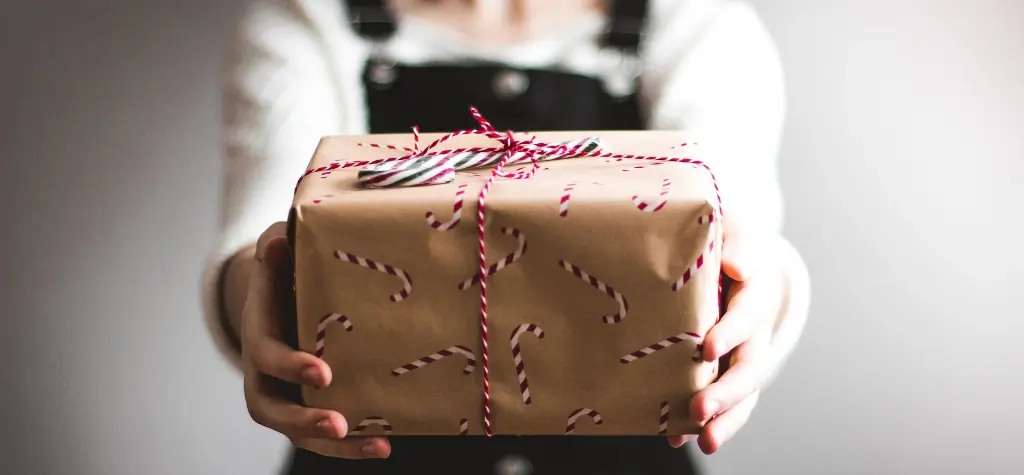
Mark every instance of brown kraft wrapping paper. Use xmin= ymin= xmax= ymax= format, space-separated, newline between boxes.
xmin=290 ymin=130 xmax=723 ymax=437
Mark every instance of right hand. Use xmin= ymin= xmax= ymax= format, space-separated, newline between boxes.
xmin=241 ymin=222 xmax=392 ymax=459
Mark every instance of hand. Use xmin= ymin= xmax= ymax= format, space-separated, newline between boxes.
xmin=241 ymin=222 xmax=391 ymax=459
xmin=668 ymin=221 xmax=785 ymax=454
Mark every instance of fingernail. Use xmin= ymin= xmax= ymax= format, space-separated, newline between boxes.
xmin=361 ymin=441 xmax=380 ymax=458
xmin=706 ymin=341 xmax=722 ymax=361
xmin=257 ymin=236 xmax=286 ymax=260
xmin=315 ymin=418 xmax=335 ymax=436
xmin=702 ymin=401 xmax=720 ymax=423
xmin=302 ymin=366 xmax=320 ymax=384
xmin=670 ymin=434 xmax=696 ymax=448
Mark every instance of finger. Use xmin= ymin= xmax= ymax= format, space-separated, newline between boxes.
xmin=294 ymin=436 xmax=392 ymax=459
xmin=244 ymin=369 xmax=347 ymax=440
xmin=243 ymin=249 xmax=330 ymax=387
xmin=667 ymin=434 xmax=696 ymax=448
xmin=690 ymin=337 xmax=769 ymax=424
xmin=720 ymin=230 xmax=768 ymax=282
xmin=702 ymin=273 xmax=780 ymax=362
xmin=245 ymin=326 xmax=332 ymax=386
xmin=697 ymin=391 xmax=759 ymax=455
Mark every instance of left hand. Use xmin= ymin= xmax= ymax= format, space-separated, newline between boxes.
xmin=668 ymin=221 xmax=785 ymax=454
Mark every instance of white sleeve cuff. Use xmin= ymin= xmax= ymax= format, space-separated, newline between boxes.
xmin=200 ymin=243 xmax=249 ymax=374
xmin=764 ymin=235 xmax=812 ymax=385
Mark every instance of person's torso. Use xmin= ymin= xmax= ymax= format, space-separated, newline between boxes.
xmin=355 ymin=0 xmax=650 ymax=133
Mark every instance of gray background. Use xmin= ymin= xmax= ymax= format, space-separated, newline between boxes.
xmin=2 ymin=0 xmax=1022 ymax=474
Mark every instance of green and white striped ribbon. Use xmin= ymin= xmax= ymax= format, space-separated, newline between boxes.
xmin=358 ymin=137 xmax=605 ymax=188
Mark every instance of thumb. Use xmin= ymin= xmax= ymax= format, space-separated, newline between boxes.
xmin=260 ymin=236 xmax=292 ymax=276
xmin=244 ymin=232 xmax=297 ymax=352
xmin=255 ymin=221 xmax=289 ymax=262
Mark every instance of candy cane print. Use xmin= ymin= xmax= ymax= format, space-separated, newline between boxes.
xmin=565 ymin=408 xmax=603 ymax=434
xmin=670 ymin=241 xmax=715 ymax=292
xmin=620 ymin=331 xmax=704 ymax=364
xmin=632 ymin=178 xmax=672 ymax=212
xmin=659 ymin=401 xmax=675 ymax=434
xmin=459 ymin=418 xmax=469 ymax=435
xmin=458 ymin=227 xmax=527 ymax=290
xmin=314 ymin=313 xmax=353 ymax=359
xmin=558 ymin=182 xmax=576 ymax=217
xmin=333 ymin=251 xmax=413 ymax=302
xmin=558 ymin=182 xmax=606 ymax=217
xmin=351 ymin=417 xmax=393 ymax=435
xmin=391 ymin=345 xmax=477 ymax=376
xmin=558 ymin=259 xmax=629 ymax=324
xmin=425 ymin=183 xmax=468 ymax=230
xmin=509 ymin=323 xmax=545 ymax=404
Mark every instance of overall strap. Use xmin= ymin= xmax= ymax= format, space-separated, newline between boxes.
xmin=602 ymin=0 xmax=650 ymax=54
xmin=345 ymin=0 xmax=397 ymax=40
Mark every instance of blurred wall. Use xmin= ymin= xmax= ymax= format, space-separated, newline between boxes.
xmin=1 ymin=0 xmax=1021 ymax=474
xmin=0 ymin=1 xmax=287 ymax=474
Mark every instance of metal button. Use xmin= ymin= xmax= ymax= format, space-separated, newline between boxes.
xmin=493 ymin=69 xmax=530 ymax=100
xmin=598 ymin=47 xmax=640 ymax=99
xmin=494 ymin=454 xmax=534 ymax=475
xmin=604 ymin=73 xmax=635 ymax=99
xmin=368 ymin=61 xmax=397 ymax=88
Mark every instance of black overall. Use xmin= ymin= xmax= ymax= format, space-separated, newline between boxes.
xmin=286 ymin=1 xmax=702 ymax=473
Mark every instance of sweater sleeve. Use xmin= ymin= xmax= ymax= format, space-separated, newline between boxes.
xmin=201 ymin=0 xmax=344 ymax=371
xmin=640 ymin=0 xmax=810 ymax=383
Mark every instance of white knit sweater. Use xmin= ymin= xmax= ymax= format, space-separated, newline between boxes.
xmin=203 ymin=0 xmax=810 ymax=377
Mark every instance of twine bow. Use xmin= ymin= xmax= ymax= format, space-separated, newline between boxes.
xmin=356 ymin=122 xmax=605 ymax=188
xmin=295 ymin=107 xmax=724 ymax=437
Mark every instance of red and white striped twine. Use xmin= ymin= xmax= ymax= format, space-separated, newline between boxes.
xmin=333 ymin=251 xmax=412 ymax=302
xmin=565 ymin=408 xmax=603 ymax=434
xmin=509 ymin=323 xmax=545 ymax=405
xmin=459 ymin=418 xmax=469 ymax=435
xmin=620 ymin=162 xmax=666 ymax=171
xmin=295 ymin=107 xmax=723 ymax=436
xmin=355 ymin=143 xmax=415 ymax=154
xmin=315 ymin=313 xmax=352 ymax=359
xmin=559 ymin=259 xmax=629 ymax=324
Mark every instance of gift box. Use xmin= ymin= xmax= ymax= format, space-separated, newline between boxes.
xmin=288 ymin=113 xmax=724 ymax=436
